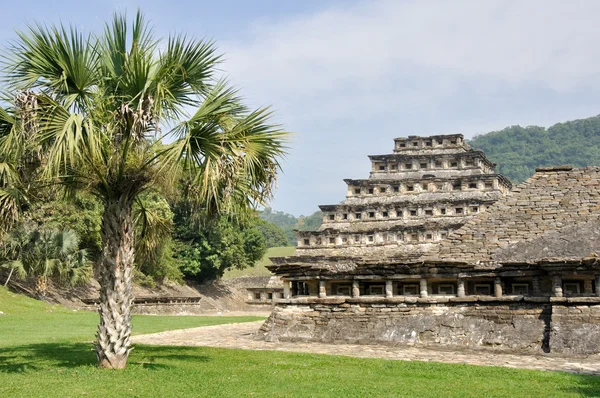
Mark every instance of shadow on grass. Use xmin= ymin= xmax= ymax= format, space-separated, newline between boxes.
xmin=0 ymin=342 xmax=95 ymax=372
xmin=567 ymin=376 xmax=600 ymax=397
xmin=0 ymin=343 xmax=209 ymax=373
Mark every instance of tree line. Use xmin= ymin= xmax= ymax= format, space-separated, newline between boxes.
xmin=259 ymin=207 xmax=323 ymax=245
xmin=469 ymin=115 xmax=600 ymax=183
xmin=0 ymin=190 xmax=297 ymax=289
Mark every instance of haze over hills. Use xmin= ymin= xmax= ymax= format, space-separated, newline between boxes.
xmin=265 ymin=114 xmax=600 ymax=240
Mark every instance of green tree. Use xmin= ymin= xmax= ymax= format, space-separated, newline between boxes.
xmin=19 ymin=192 xmax=103 ymax=259
xmin=259 ymin=208 xmax=324 ymax=246
xmin=0 ymin=223 xmax=91 ymax=296
xmin=0 ymin=11 xmax=287 ymax=368
xmin=469 ymin=115 xmax=600 ymax=184
xmin=254 ymin=218 xmax=289 ymax=247
xmin=259 ymin=208 xmax=298 ymax=245
xmin=172 ymin=214 xmax=267 ymax=281
xmin=134 ymin=191 xmax=182 ymax=285
xmin=297 ymin=211 xmax=323 ymax=232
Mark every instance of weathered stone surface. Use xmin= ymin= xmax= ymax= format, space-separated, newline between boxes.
xmin=132 ymin=320 xmax=600 ymax=375
xmin=266 ymin=134 xmax=600 ymax=356
xmin=292 ymin=134 xmax=510 ymax=259
xmin=493 ymin=222 xmax=600 ymax=263
xmin=433 ymin=167 xmax=600 ymax=264
xmin=259 ymin=302 xmax=550 ymax=352
xmin=259 ymin=301 xmax=600 ymax=355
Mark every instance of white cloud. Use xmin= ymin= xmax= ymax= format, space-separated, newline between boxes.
xmin=218 ymin=0 xmax=600 ymax=214
xmin=224 ymin=0 xmax=600 ymax=107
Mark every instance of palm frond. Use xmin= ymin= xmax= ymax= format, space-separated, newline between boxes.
xmin=134 ymin=193 xmax=173 ymax=266
xmin=2 ymin=22 xmax=99 ymax=106
xmin=53 ymin=229 xmax=80 ymax=256
xmin=151 ymin=34 xmax=222 ymax=119
xmin=100 ymin=9 xmax=158 ymax=104
xmin=163 ymin=82 xmax=288 ymax=219
xmin=0 ymin=260 xmax=27 ymax=281
xmin=0 ymin=105 xmax=16 ymax=138
xmin=0 ymin=188 xmax=27 ymax=233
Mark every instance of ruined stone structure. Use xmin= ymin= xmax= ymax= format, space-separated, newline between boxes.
xmin=296 ymin=134 xmax=511 ymax=258
xmin=246 ymin=276 xmax=284 ymax=305
xmin=262 ymin=134 xmax=600 ymax=355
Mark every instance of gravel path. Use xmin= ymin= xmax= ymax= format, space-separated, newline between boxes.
xmin=132 ymin=320 xmax=600 ymax=375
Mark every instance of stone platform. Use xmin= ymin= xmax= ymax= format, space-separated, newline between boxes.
xmin=258 ymin=296 xmax=600 ymax=355
xmin=131 ymin=321 xmax=600 ymax=375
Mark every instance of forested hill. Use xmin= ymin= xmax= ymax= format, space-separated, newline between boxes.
xmin=468 ymin=115 xmax=600 ymax=183
xmin=259 ymin=208 xmax=323 ymax=245
xmin=264 ymin=115 xmax=600 ymax=242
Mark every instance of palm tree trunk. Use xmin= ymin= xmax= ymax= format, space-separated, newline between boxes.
xmin=35 ymin=276 xmax=48 ymax=298
xmin=4 ymin=267 xmax=14 ymax=287
xmin=96 ymin=198 xmax=135 ymax=369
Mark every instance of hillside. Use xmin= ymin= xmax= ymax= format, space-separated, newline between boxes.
xmin=222 ymin=246 xmax=296 ymax=279
xmin=469 ymin=115 xmax=600 ymax=183
xmin=0 ymin=286 xmax=264 ymax=347
xmin=1 ymin=247 xmax=295 ymax=314
xmin=260 ymin=209 xmax=323 ymax=245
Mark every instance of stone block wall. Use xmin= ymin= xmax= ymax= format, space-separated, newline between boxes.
xmin=551 ymin=303 xmax=600 ymax=354
xmin=259 ymin=298 xmax=600 ymax=354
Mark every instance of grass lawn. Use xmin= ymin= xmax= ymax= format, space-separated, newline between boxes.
xmin=222 ymin=246 xmax=296 ymax=279
xmin=1 ymin=286 xmax=600 ymax=397
xmin=0 ymin=287 xmax=265 ymax=347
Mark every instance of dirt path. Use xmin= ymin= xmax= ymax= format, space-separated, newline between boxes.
xmin=132 ymin=321 xmax=600 ymax=375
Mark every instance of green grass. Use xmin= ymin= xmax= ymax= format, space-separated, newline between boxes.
xmin=1 ymin=286 xmax=600 ymax=397
xmin=0 ymin=286 xmax=265 ymax=347
xmin=222 ymin=246 xmax=295 ymax=279
xmin=2 ymin=343 xmax=599 ymax=397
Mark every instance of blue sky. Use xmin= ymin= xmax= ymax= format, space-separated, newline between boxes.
xmin=3 ymin=1 xmax=600 ymax=216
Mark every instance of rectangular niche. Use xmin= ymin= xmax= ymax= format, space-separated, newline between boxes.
xmin=402 ymin=285 xmax=419 ymax=296
xmin=368 ymin=285 xmax=385 ymax=295
xmin=335 ymin=285 xmax=352 ymax=296
xmin=564 ymin=282 xmax=581 ymax=295
xmin=474 ymin=284 xmax=491 ymax=295
xmin=437 ymin=284 xmax=455 ymax=295
xmin=292 ymin=281 xmax=310 ymax=296
xmin=511 ymin=283 xmax=529 ymax=295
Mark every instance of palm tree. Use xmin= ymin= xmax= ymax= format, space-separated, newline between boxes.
xmin=0 ymin=11 xmax=287 ymax=368
xmin=0 ymin=223 xmax=91 ymax=296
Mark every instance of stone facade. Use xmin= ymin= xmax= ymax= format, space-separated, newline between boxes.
xmin=433 ymin=165 xmax=600 ymax=263
xmin=246 ymin=276 xmax=284 ymax=305
xmin=295 ymin=134 xmax=511 ymax=258
xmin=260 ymin=297 xmax=600 ymax=354
xmin=263 ymin=134 xmax=600 ymax=355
